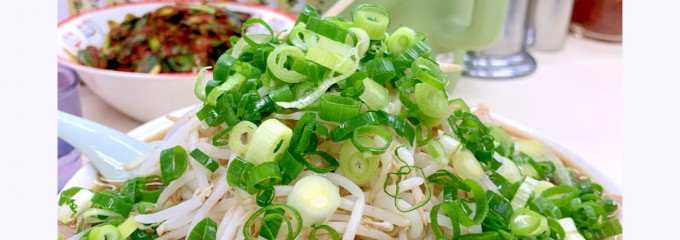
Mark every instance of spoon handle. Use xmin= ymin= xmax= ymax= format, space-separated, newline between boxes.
xmin=57 ymin=111 xmax=148 ymax=180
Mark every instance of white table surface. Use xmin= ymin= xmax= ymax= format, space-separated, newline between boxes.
xmin=79 ymin=35 xmax=622 ymax=189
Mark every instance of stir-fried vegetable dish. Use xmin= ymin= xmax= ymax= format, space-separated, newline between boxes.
xmin=77 ymin=3 xmax=250 ymax=73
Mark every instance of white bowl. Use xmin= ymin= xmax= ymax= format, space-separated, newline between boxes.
xmin=61 ymin=107 xmax=622 ymax=194
xmin=57 ymin=1 xmax=296 ymax=122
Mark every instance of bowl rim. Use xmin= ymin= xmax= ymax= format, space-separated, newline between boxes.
xmin=60 ymin=106 xmax=622 ymax=195
xmin=57 ymin=0 xmax=296 ymax=79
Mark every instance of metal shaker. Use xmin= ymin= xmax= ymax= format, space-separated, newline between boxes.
xmin=463 ymin=0 xmax=536 ymax=78
xmin=527 ymin=0 xmax=575 ymax=51
xmin=463 ymin=0 xmax=574 ymax=78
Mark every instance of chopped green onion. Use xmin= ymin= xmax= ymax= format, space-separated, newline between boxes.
xmin=425 ymin=139 xmax=447 ymax=165
xmin=559 ymin=217 xmax=588 ymax=239
xmin=572 ymin=202 xmax=607 ymax=229
xmin=430 ymin=202 xmax=461 ymax=239
xmin=359 ymin=77 xmax=389 ymax=110
xmin=450 ymin=149 xmax=485 ymax=181
xmin=189 ymin=149 xmax=220 ymax=172
xmin=91 ymin=191 xmax=133 ymax=217
xmin=498 ymin=156 xmax=523 ymax=183
xmin=245 ymin=119 xmax=293 ymax=165
xmin=586 ymin=219 xmax=623 ymax=239
xmin=193 ymin=66 xmax=211 ymax=102
xmin=187 ymin=217 xmax=217 ymax=240
xmin=459 ymin=232 xmax=500 ymax=240
xmin=237 ymin=91 xmax=262 ymax=121
xmin=602 ymin=197 xmax=619 ymax=214
xmin=428 ymin=170 xmax=470 ymax=191
xmin=511 ymin=177 xmax=539 ymax=210
xmin=278 ymin=151 xmax=305 ymax=185
xmin=364 ymin=58 xmax=396 ymax=84
xmin=449 ymin=112 xmax=496 ymax=167
xmin=396 ymin=41 xmax=432 ymax=63
xmin=454 ymin=179 xmax=489 ymax=226
xmin=229 ymin=121 xmax=257 ymax=154
xmin=540 ymin=185 xmax=580 ymax=207
xmin=509 ymin=208 xmax=548 ymax=237
xmin=243 ymin=204 xmax=302 ymax=240
xmin=349 ymin=27 xmax=370 ymax=57
xmin=267 ymin=46 xmax=308 ymax=83
xmin=287 ymin=175 xmax=341 ymax=226
xmin=116 ymin=216 xmax=137 ymax=239
xmin=88 ymin=224 xmax=121 ymax=240
xmin=296 ymin=4 xmax=320 ymax=25
xmin=449 ymin=98 xmax=471 ymax=118
xmin=211 ymin=125 xmax=234 ymax=147
xmin=386 ymin=27 xmax=417 ymax=54
xmin=529 ymin=197 xmax=563 ymax=219
xmin=415 ymin=125 xmax=434 ymax=146
xmin=339 ymin=141 xmax=380 ymax=184
xmin=533 ymin=180 xmax=555 ymax=196
xmin=289 ymin=113 xmax=318 ymax=155
xmin=547 ymin=217 xmax=566 ymax=240
xmin=483 ymin=191 xmax=514 ymax=231
xmin=318 ymin=94 xmax=361 ymax=122
xmin=339 ymin=71 xmax=366 ymax=98
xmin=58 ymin=188 xmax=93 ymax=224
xmin=489 ymin=125 xmax=515 ymax=157
xmin=412 ymin=57 xmax=447 ymax=90
xmin=276 ymin=54 xmax=359 ymax=109
xmin=351 ymin=125 xmax=392 ymax=154
xmin=269 ymin=84 xmax=295 ymax=103
xmin=196 ymin=104 xmax=223 ymax=127
xmin=309 ymin=224 xmax=340 ymax=240
xmin=291 ymin=58 xmax=328 ymax=82
xmin=331 ymin=111 xmax=415 ymax=144
xmin=257 ymin=186 xmax=276 ymax=207
xmin=216 ymin=94 xmax=240 ymax=126
xmin=58 ymin=187 xmax=83 ymax=205
xmin=305 ymin=46 xmax=357 ymax=75
xmin=134 ymin=176 xmax=163 ymax=203
xmin=241 ymin=18 xmax=274 ymax=47
xmin=298 ymin=151 xmax=339 ymax=173
xmin=306 ymin=17 xmax=348 ymax=43
xmin=439 ymin=134 xmax=462 ymax=157
xmin=258 ymin=208 xmax=285 ymax=240
xmin=207 ymin=73 xmax=246 ymax=106
xmin=136 ymin=202 xmax=158 ymax=214
xmin=242 ymin=162 xmax=281 ymax=194
xmin=384 ymin=161 xmax=432 ymax=212
xmin=119 ymin=179 xmax=136 ymax=203
xmin=160 ymin=146 xmax=188 ymax=184
xmin=226 ymin=157 xmax=254 ymax=190
xmin=351 ymin=4 xmax=390 ymax=40
xmin=213 ymin=53 xmax=238 ymax=82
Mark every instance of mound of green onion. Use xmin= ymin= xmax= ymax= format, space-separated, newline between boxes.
xmin=58 ymin=3 xmax=621 ymax=240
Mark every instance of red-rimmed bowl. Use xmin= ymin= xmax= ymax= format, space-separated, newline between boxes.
xmin=57 ymin=1 xmax=296 ymax=121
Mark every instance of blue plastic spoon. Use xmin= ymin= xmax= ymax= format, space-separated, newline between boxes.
xmin=57 ymin=111 xmax=148 ymax=180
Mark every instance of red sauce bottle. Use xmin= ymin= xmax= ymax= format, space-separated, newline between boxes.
xmin=570 ymin=0 xmax=623 ymax=42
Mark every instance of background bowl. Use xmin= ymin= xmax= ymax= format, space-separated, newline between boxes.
xmin=57 ymin=1 xmax=296 ymax=122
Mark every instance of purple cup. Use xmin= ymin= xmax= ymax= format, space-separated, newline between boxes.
xmin=58 ymin=65 xmax=83 ymax=191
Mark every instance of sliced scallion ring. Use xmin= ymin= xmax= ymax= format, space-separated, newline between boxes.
xmin=245 ymin=119 xmax=293 ymax=165
xmin=267 ymin=46 xmax=308 ymax=83
xmin=339 ymin=141 xmax=380 ymax=184
xmin=351 ymin=4 xmax=390 ymax=40
xmin=351 ymin=125 xmax=392 ymax=154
